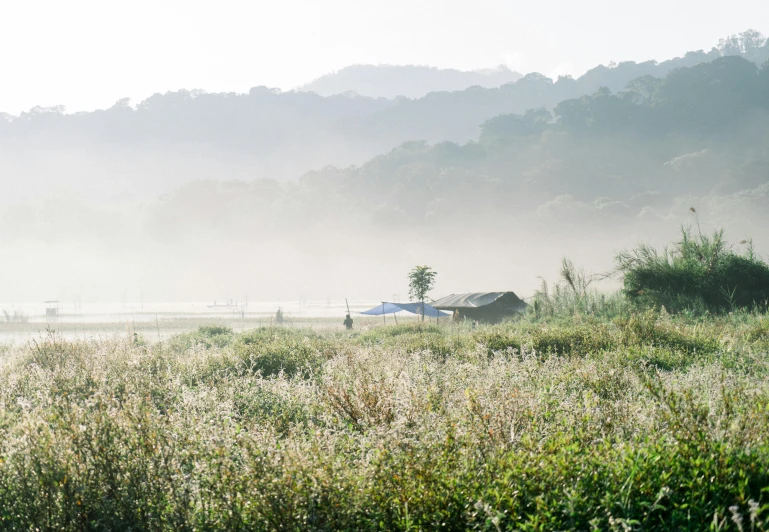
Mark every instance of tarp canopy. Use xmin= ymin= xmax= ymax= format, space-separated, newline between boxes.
xmin=432 ymin=292 xmax=525 ymax=309
xmin=360 ymin=302 xmax=450 ymax=318
xmin=396 ymin=302 xmax=450 ymax=318
xmin=360 ymin=302 xmax=403 ymax=316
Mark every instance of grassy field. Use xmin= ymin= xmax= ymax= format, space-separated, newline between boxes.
xmin=0 ymin=315 xmax=415 ymax=346
xmin=0 ymin=311 xmax=768 ymax=530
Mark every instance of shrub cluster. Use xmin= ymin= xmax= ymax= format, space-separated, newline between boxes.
xmin=617 ymin=226 xmax=769 ymax=313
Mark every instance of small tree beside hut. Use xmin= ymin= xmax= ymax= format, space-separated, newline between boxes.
xmin=408 ymin=265 xmax=437 ymax=321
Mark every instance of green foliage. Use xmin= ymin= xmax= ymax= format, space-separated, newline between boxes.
xmin=231 ymin=327 xmax=336 ymax=378
xmin=471 ymin=322 xmax=617 ymax=356
xmin=480 ymin=107 xmax=551 ymax=138
xmin=1 ymin=315 xmax=769 ymax=529
xmin=408 ymin=265 xmax=437 ymax=322
xmin=529 ymin=259 xmax=628 ymax=320
xmin=555 ymin=55 xmax=768 ymax=135
xmin=616 ymin=309 xmax=721 ymax=357
xmin=169 ymin=324 xmax=236 ymax=350
xmin=198 ymin=325 xmax=233 ymax=337
xmin=408 ymin=265 xmax=437 ymax=302
xmin=357 ymin=323 xmax=475 ymax=361
xmin=618 ymin=225 xmax=769 ymax=313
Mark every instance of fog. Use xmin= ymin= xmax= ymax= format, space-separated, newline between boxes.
xmin=298 ymin=65 xmax=522 ymax=99
xmin=1 ymin=31 xmax=768 ymax=306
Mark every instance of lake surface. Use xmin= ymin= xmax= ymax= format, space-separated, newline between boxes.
xmin=0 ymin=300 xmax=382 ymax=323
xmin=0 ymin=300 xmax=392 ymax=344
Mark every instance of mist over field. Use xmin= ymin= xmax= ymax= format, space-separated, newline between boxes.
xmin=6 ymin=4 xmax=769 ymax=528
xmin=1 ymin=30 xmax=768 ymax=303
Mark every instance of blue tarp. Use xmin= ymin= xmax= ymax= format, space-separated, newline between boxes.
xmin=395 ymin=302 xmax=450 ymax=318
xmin=360 ymin=302 xmax=404 ymax=316
xmin=360 ymin=302 xmax=450 ymax=318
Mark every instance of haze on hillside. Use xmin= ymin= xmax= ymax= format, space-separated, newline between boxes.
xmin=298 ymin=65 xmax=522 ymax=99
xmin=1 ymin=10 xmax=768 ymax=305
xmin=3 ymin=0 xmax=769 ymax=113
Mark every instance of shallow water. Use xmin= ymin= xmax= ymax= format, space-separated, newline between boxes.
xmin=0 ymin=300 xmax=378 ymax=323
xmin=0 ymin=300 xmax=388 ymax=344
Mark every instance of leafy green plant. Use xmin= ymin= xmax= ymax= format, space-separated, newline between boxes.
xmin=529 ymin=259 xmax=627 ymax=320
xmin=617 ymin=222 xmax=769 ymax=314
xmin=408 ymin=265 xmax=437 ymax=322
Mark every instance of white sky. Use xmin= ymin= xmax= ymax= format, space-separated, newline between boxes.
xmin=1 ymin=0 xmax=767 ymax=114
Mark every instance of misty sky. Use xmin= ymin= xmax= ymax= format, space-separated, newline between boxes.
xmin=2 ymin=0 xmax=767 ymax=115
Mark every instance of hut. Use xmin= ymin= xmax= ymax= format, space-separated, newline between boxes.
xmin=431 ymin=292 xmax=527 ymax=323
xmin=44 ymin=301 xmax=60 ymax=318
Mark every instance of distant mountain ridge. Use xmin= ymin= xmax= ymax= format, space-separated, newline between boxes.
xmin=3 ymin=32 xmax=769 ymax=300
xmin=297 ymin=64 xmax=523 ymax=99
xmin=6 ymin=55 xmax=768 ymax=301
xmin=0 ymin=30 xmax=766 ymax=202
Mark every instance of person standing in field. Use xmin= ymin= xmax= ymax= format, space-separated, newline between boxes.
xmin=343 ymin=314 xmax=353 ymax=330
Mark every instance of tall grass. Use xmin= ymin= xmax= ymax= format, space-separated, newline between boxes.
xmin=0 ymin=316 xmax=768 ymax=530
xmin=617 ymin=224 xmax=769 ymax=314
xmin=529 ymin=258 xmax=629 ymax=320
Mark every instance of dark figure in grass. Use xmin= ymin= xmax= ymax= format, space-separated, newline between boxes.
xmin=343 ymin=314 xmax=354 ymax=330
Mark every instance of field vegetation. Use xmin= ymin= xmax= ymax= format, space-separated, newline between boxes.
xmin=617 ymin=220 xmax=769 ymax=314
xmin=1 ymin=304 xmax=768 ymax=530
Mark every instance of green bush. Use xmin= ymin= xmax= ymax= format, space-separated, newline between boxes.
xmin=472 ymin=322 xmax=618 ymax=357
xmin=232 ymin=327 xmax=335 ymax=378
xmin=617 ymin=309 xmax=721 ymax=355
xmin=617 ymin=226 xmax=769 ymax=313
xmin=356 ymin=324 xmax=474 ymax=360
xmin=169 ymin=324 xmax=235 ymax=350
xmin=198 ymin=325 xmax=233 ymax=337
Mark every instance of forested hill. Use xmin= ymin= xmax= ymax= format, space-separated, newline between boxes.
xmin=296 ymin=56 xmax=769 ymax=220
xmin=152 ymin=56 xmax=769 ymax=243
xmin=297 ymin=64 xmax=522 ymax=99
xmin=3 ymin=40 xmax=769 ymax=300
xmin=0 ymin=30 xmax=766 ymax=200
xmin=94 ymin=54 xmax=769 ymax=299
